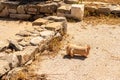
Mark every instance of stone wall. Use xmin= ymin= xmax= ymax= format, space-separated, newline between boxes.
xmin=0 ymin=16 xmax=67 ymax=77
xmin=0 ymin=1 xmax=59 ymax=20
xmin=0 ymin=1 xmax=120 ymax=21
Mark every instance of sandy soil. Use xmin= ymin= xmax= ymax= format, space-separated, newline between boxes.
xmin=0 ymin=18 xmax=32 ymax=41
xmin=33 ymin=21 xmax=120 ymax=80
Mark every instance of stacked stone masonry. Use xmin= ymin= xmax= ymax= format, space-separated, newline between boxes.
xmin=0 ymin=16 xmax=67 ymax=77
xmin=0 ymin=1 xmax=120 ymax=20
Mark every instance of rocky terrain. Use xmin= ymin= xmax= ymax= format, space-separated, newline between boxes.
xmin=0 ymin=0 xmax=120 ymax=80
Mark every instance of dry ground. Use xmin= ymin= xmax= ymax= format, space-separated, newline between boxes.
xmin=33 ymin=17 xmax=120 ymax=80
xmin=0 ymin=17 xmax=120 ymax=80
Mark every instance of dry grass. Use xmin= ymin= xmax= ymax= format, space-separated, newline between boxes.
xmin=84 ymin=15 xmax=120 ymax=25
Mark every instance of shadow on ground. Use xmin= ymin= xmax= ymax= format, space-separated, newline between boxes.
xmin=63 ymin=55 xmax=87 ymax=60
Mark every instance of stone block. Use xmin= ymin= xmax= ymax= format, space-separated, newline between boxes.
xmin=40 ymin=30 xmax=55 ymax=38
xmin=8 ymin=8 xmax=17 ymax=14
xmin=26 ymin=5 xmax=39 ymax=14
xmin=0 ymin=3 xmax=5 ymax=12
xmin=38 ymin=2 xmax=58 ymax=14
xmin=17 ymin=5 xmax=26 ymax=14
xmin=96 ymin=6 xmax=111 ymax=15
xmin=32 ymin=18 xmax=48 ymax=26
xmin=15 ymin=46 xmax=39 ymax=66
xmin=45 ymin=16 xmax=67 ymax=22
xmin=10 ymin=14 xmax=31 ymax=20
xmin=85 ymin=6 xmax=97 ymax=16
xmin=71 ymin=4 xmax=84 ymax=20
xmin=45 ymin=21 xmax=67 ymax=35
xmin=30 ymin=37 xmax=45 ymax=46
xmin=0 ymin=7 xmax=9 ymax=17
xmin=109 ymin=5 xmax=120 ymax=16
xmin=0 ymin=53 xmax=19 ymax=68
xmin=57 ymin=5 xmax=71 ymax=17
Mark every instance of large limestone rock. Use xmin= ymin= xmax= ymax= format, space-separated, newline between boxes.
xmin=26 ymin=5 xmax=39 ymax=14
xmin=8 ymin=40 xmax=23 ymax=51
xmin=40 ymin=30 xmax=55 ymax=38
xmin=0 ymin=7 xmax=9 ymax=17
xmin=71 ymin=4 xmax=84 ymax=20
xmin=57 ymin=5 xmax=71 ymax=17
xmin=85 ymin=6 xmax=97 ymax=16
xmin=17 ymin=5 xmax=26 ymax=14
xmin=45 ymin=16 xmax=67 ymax=22
xmin=96 ymin=6 xmax=111 ymax=15
xmin=30 ymin=37 xmax=44 ymax=46
xmin=38 ymin=2 xmax=58 ymax=14
xmin=10 ymin=14 xmax=31 ymax=20
xmin=32 ymin=18 xmax=49 ymax=26
xmin=0 ymin=3 xmax=4 ymax=12
xmin=8 ymin=8 xmax=17 ymax=14
xmin=109 ymin=5 xmax=120 ymax=17
xmin=0 ymin=60 xmax=10 ymax=77
xmin=45 ymin=21 xmax=67 ymax=35
xmin=0 ymin=53 xmax=19 ymax=68
xmin=15 ymin=46 xmax=39 ymax=65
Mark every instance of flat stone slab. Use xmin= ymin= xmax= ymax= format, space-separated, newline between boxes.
xmin=32 ymin=18 xmax=49 ymax=26
xmin=15 ymin=46 xmax=39 ymax=65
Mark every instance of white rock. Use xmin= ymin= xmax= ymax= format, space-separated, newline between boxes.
xmin=30 ymin=37 xmax=44 ymax=46
xmin=40 ymin=30 xmax=55 ymax=38
xmin=71 ymin=4 xmax=84 ymax=20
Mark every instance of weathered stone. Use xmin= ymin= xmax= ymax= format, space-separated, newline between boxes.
xmin=71 ymin=4 xmax=84 ymax=20
xmin=38 ymin=2 xmax=58 ymax=13
xmin=1 ymin=1 xmax=19 ymax=8
xmin=34 ymin=26 xmax=44 ymax=32
xmin=0 ymin=7 xmax=9 ymax=17
xmin=8 ymin=40 xmax=23 ymax=51
xmin=19 ymin=40 xmax=30 ymax=47
xmin=30 ymin=37 xmax=44 ymax=46
xmin=0 ymin=3 xmax=5 ymax=12
xmin=32 ymin=18 xmax=48 ymax=26
xmin=96 ymin=6 xmax=111 ymax=15
xmin=0 ymin=60 xmax=10 ymax=77
xmin=0 ymin=40 xmax=9 ymax=51
xmin=9 ymin=14 xmax=31 ymax=20
xmin=45 ymin=16 xmax=67 ymax=22
xmin=85 ymin=6 xmax=97 ymax=16
xmin=57 ymin=5 xmax=71 ymax=17
xmin=40 ymin=30 xmax=55 ymax=38
xmin=64 ymin=0 xmax=79 ymax=4
xmin=0 ymin=53 xmax=19 ymax=68
xmin=45 ymin=21 xmax=67 ymax=35
xmin=16 ymin=30 xmax=31 ymax=37
xmin=109 ymin=5 xmax=120 ymax=16
xmin=26 ymin=5 xmax=39 ymax=14
xmin=17 ymin=5 xmax=25 ymax=14
xmin=15 ymin=46 xmax=39 ymax=65
xmin=8 ymin=8 xmax=17 ymax=14
xmin=33 ymin=14 xmax=44 ymax=20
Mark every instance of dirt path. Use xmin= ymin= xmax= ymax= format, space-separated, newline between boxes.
xmin=34 ymin=22 xmax=120 ymax=80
